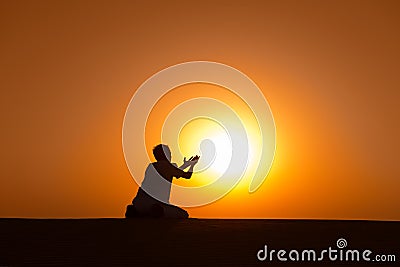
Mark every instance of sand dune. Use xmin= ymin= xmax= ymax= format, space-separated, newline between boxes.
xmin=0 ymin=219 xmax=398 ymax=266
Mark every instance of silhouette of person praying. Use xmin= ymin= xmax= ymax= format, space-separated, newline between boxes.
xmin=127 ymin=144 xmax=199 ymax=219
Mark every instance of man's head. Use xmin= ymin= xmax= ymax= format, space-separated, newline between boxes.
xmin=153 ymin=144 xmax=171 ymax=162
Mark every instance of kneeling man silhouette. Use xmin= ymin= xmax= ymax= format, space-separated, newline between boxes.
xmin=126 ymin=144 xmax=199 ymax=219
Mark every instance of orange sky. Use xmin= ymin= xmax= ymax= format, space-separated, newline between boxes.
xmin=0 ymin=0 xmax=399 ymax=219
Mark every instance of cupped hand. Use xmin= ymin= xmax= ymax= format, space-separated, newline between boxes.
xmin=190 ymin=155 xmax=200 ymax=166
xmin=183 ymin=156 xmax=194 ymax=165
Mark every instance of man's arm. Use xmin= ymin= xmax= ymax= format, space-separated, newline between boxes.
xmin=172 ymin=164 xmax=192 ymax=179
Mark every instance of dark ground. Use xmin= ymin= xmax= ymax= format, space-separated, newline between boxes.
xmin=0 ymin=219 xmax=399 ymax=267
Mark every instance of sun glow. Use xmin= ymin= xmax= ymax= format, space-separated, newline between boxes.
xmin=179 ymin=118 xmax=232 ymax=178
xmin=174 ymin=113 xmax=262 ymax=191
xmin=143 ymin=81 xmax=271 ymax=205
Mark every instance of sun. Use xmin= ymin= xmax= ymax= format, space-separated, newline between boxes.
xmin=174 ymin=115 xmax=260 ymax=189
xmin=177 ymin=118 xmax=232 ymax=182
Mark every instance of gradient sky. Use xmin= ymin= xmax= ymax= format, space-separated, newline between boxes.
xmin=1 ymin=0 xmax=399 ymax=219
